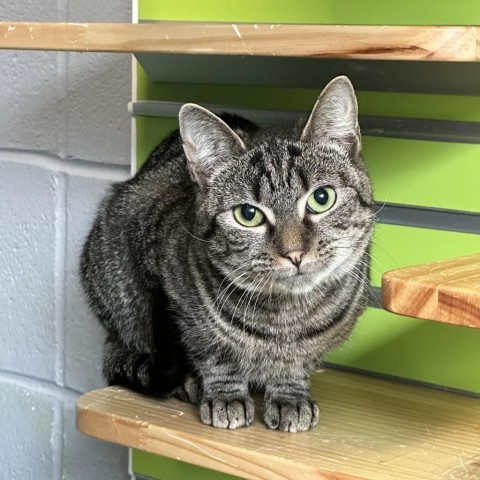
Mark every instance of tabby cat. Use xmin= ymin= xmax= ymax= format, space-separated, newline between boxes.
xmin=80 ymin=76 xmax=375 ymax=432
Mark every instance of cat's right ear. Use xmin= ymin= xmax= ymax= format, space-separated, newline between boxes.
xmin=179 ymin=104 xmax=246 ymax=188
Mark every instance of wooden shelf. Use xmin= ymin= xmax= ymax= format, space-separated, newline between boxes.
xmin=1 ymin=22 xmax=480 ymax=62
xmin=76 ymin=369 xmax=480 ymax=480
xmin=382 ymin=253 xmax=480 ymax=328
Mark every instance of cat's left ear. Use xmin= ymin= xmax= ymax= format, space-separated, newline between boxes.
xmin=301 ymin=76 xmax=361 ymax=155
xmin=179 ymin=104 xmax=246 ymax=188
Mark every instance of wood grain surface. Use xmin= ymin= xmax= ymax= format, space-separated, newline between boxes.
xmin=76 ymin=370 xmax=480 ymax=480
xmin=1 ymin=22 xmax=479 ymax=61
xmin=382 ymin=253 xmax=480 ymax=327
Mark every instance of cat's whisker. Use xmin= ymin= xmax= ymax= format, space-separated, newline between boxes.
xmin=214 ymin=280 xmax=246 ymax=319
xmin=215 ymin=263 xmax=248 ymax=299
xmin=275 ymin=275 xmax=295 ymax=301
xmin=179 ymin=221 xmax=212 ymax=243
xmin=331 ymin=245 xmax=384 ymax=280
xmin=239 ymin=273 xmax=265 ymax=333
xmin=230 ymin=272 xmax=261 ymax=325
xmin=267 ymin=271 xmax=279 ymax=305
xmin=355 ymin=258 xmax=383 ymax=280
xmin=335 ymin=262 xmax=378 ymax=304
xmin=250 ymin=272 xmax=274 ymax=323
xmin=234 ymin=272 xmax=263 ymax=325
xmin=369 ymin=240 xmax=400 ymax=270
xmin=246 ymin=272 xmax=265 ymax=303
xmin=328 ymin=235 xmax=386 ymax=269
xmin=213 ymin=271 xmax=251 ymax=317
xmin=216 ymin=272 xmax=253 ymax=320
xmin=373 ymin=199 xmax=388 ymax=217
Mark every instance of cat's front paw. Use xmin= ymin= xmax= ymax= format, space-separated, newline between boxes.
xmin=171 ymin=375 xmax=200 ymax=404
xmin=199 ymin=396 xmax=254 ymax=429
xmin=263 ymin=398 xmax=319 ymax=432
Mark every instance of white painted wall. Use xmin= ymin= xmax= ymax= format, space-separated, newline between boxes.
xmin=0 ymin=1 xmax=133 ymax=478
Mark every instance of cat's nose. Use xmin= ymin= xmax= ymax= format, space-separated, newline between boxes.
xmin=284 ymin=251 xmax=305 ymax=269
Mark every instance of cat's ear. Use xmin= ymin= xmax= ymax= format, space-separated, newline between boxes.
xmin=301 ymin=76 xmax=361 ymax=154
xmin=179 ymin=104 xmax=246 ymax=188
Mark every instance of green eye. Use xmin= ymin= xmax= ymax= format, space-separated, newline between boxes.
xmin=306 ymin=187 xmax=336 ymax=214
xmin=233 ymin=204 xmax=265 ymax=227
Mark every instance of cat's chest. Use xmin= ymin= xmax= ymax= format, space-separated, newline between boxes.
xmin=224 ymin=308 xmax=331 ymax=361
xmin=229 ymin=329 xmax=326 ymax=380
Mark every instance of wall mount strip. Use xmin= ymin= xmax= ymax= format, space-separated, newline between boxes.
xmin=377 ymin=203 xmax=480 ymax=235
xmin=129 ymin=101 xmax=480 ymax=144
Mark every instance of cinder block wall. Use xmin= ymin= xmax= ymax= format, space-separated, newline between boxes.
xmin=0 ymin=1 xmax=133 ymax=478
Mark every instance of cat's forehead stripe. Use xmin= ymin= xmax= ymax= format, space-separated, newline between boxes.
xmin=297 ymin=167 xmax=309 ymax=192
xmin=286 ymin=144 xmax=302 ymax=157
xmin=249 ymin=150 xmax=263 ymax=164
xmin=286 ymin=149 xmax=297 ymax=188
xmin=245 ymin=139 xmax=361 ymax=207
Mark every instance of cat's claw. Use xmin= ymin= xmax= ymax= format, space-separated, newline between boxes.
xmin=263 ymin=398 xmax=319 ymax=432
xmin=199 ymin=396 xmax=254 ymax=429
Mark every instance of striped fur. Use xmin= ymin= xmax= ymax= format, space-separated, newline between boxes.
xmin=80 ymin=76 xmax=375 ymax=432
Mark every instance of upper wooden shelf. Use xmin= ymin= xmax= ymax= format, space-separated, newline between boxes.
xmin=382 ymin=253 xmax=480 ymax=328
xmin=77 ymin=369 xmax=480 ymax=480
xmin=1 ymin=22 xmax=480 ymax=62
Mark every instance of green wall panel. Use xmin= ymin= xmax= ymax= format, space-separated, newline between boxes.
xmin=327 ymin=308 xmax=480 ymax=394
xmin=370 ymin=225 xmax=480 ymax=286
xmin=139 ymin=0 xmax=480 ymax=25
xmin=358 ymin=92 xmax=480 ymax=122
xmin=363 ymin=137 xmax=480 ymax=212
xmin=132 ymin=449 xmax=242 ymax=480
xmin=136 ymin=116 xmax=178 ymax=170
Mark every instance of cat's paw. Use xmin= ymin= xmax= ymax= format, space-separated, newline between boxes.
xmin=199 ymin=396 xmax=254 ymax=429
xmin=171 ymin=375 xmax=200 ymax=404
xmin=263 ymin=398 xmax=319 ymax=432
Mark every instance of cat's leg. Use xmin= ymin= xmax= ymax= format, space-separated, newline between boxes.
xmin=263 ymin=373 xmax=319 ymax=432
xmin=103 ymin=332 xmax=185 ymax=395
xmin=103 ymin=333 xmax=156 ymax=392
xmin=197 ymin=363 xmax=254 ymax=429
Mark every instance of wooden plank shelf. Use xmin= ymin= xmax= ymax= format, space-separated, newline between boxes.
xmin=382 ymin=253 xmax=480 ymax=328
xmin=76 ymin=369 xmax=480 ymax=480
xmin=1 ymin=22 xmax=480 ymax=62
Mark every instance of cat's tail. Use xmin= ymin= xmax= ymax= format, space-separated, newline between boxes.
xmin=102 ymin=333 xmax=186 ymax=395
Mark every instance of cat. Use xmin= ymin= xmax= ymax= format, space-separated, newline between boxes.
xmin=80 ymin=76 xmax=375 ymax=432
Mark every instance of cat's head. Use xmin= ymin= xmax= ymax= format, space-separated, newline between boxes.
xmin=179 ymin=76 xmax=375 ymax=294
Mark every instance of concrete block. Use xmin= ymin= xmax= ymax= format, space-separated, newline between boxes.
xmin=0 ymin=0 xmax=132 ymax=163
xmin=0 ymin=160 xmax=57 ymax=381
xmin=65 ymin=53 xmax=131 ymax=165
xmin=64 ymin=173 xmax=118 ymax=392
xmin=0 ymin=382 xmax=56 ymax=480
xmin=0 ymin=0 xmax=62 ymax=152
xmin=64 ymin=0 xmax=132 ymax=168
xmin=62 ymin=399 xmax=130 ymax=480
xmin=68 ymin=0 xmax=132 ymax=22
xmin=0 ymin=0 xmax=58 ymax=20
xmin=0 ymin=50 xmax=63 ymax=154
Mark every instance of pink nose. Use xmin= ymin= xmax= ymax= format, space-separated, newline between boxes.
xmin=284 ymin=251 xmax=304 ymax=268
